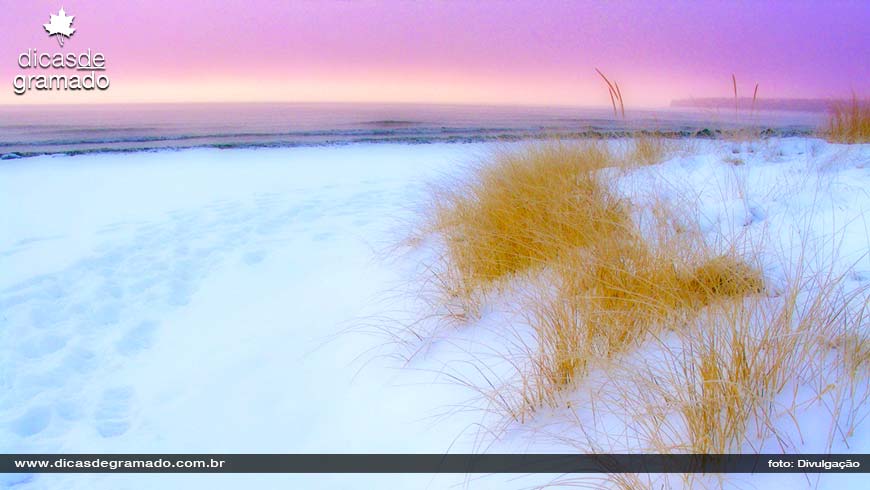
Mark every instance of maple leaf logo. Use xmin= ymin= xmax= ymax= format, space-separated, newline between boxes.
xmin=44 ymin=8 xmax=76 ymax=47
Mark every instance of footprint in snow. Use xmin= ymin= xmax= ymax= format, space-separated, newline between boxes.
xmin=19 ymin=334 xmax=68 ymax=359
xmin=116 ymin=320 xmax=158 ymax=356
xmin=94 ymin=387 xmax=134 ymax=438
xmin=9 ymin=405 xmax=52 ymax=437
xmin=243 ymin=250 xmax=266 ymax=265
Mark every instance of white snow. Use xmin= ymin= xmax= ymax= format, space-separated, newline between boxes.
xmin=1 ymin=139 xmax=868 ymax=489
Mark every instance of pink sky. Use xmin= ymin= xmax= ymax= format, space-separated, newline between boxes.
xmin=2 ymin=0 xmax=868 ymax=106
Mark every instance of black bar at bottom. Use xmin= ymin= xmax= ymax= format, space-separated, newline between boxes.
xmin=1 ymin=454 xmax=867 ymax=473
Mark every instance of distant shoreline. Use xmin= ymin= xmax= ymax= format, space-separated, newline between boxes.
xmin=0 ymin=102 xmax=825 ymax=159
xmin=0 ymin=126 xmax=821 ymax=160
xmin=670 ymin=97 xmax=842 ymax=112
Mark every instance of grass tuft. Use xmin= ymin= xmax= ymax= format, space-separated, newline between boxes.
xmin=626 ymin=134 xmax=675 ymax=166
xmin=520 ymin=217 xmax=763 ymax=416
xmin=427 ymin=141 xmax=628 ymax=314
xmin=826 ymin=95 xmax=870 ymax=143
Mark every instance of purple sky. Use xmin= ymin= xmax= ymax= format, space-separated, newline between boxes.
xmin=2 ymin=0 xmax=868 ymax=106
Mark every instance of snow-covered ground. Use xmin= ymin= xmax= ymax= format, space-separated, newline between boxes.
xmin=1 ymin=139 xmax=868 ymax=489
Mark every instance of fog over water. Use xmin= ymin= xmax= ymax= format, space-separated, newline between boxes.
xmin=0 ymin=103 xmax=825 ymax=157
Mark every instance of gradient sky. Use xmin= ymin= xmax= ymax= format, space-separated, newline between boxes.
xmin=2 ymin=0 xmax=868 ymax=106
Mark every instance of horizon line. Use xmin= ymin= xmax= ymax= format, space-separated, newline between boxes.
xmin=0 ymin=97 xmax=854 ymax=110
xmin=0 ymin=100 xmax=656 ymax=110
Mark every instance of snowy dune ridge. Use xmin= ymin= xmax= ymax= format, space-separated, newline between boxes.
xmin=392 ymin=137 xmax=869 ymax=489
xmin=0 ymin=138 xmax=868 ymax=489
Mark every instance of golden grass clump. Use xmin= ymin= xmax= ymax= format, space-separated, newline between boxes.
xmin=423 ymin=140 xmax=765 ymax=416
xmin=832 ymin=331 xmax=870 ymax=379
xmin=678 ymin=301 xmax=781 ymax=454
xmin=681 ymin=255 xmax=764 ymax=304
xmin=536 ymin=257 xmax=870 ymax=474
xmin=826 ymin=95 xmax=870 ymax=143
xmin=622 ymin=261 xmax=868 ymax=456
xmin=521 ymin=226 xmax=763 ymax=416
xmin=428 ymin=141 xmax=628 ymax=308
xmin=627 ymin=134 xmax=674 ymax=166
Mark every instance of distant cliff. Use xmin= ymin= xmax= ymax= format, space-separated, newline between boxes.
xmin=670 ymin=98 xmax=835 ymax=112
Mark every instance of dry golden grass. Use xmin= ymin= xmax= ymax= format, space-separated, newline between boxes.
xmin=408 ymin=137 xmax=868 ymax=477
xmin=831 ymin=330 xmax=870 ymax=380
xmin=518 ymin=211 xmax=762 ymax=417
xmin=826 ymin=95 xmax=870 ymax=143
xmin=614 ymin=257 xmax=869 ymax=456
xmin=422 ymin=140 xmax=764 ymax=419
xmin=625 ymin=134 xmax=675 ymax=166
xmin=426 ymin=141 xmax=628 ymax=317
xmin=718 ymin=74 xmax=764 ymax=144
xmin=531 ymin=260 xmax=869 ymax=490
xmin=596 ymin=68 xmax=625 ymax=119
